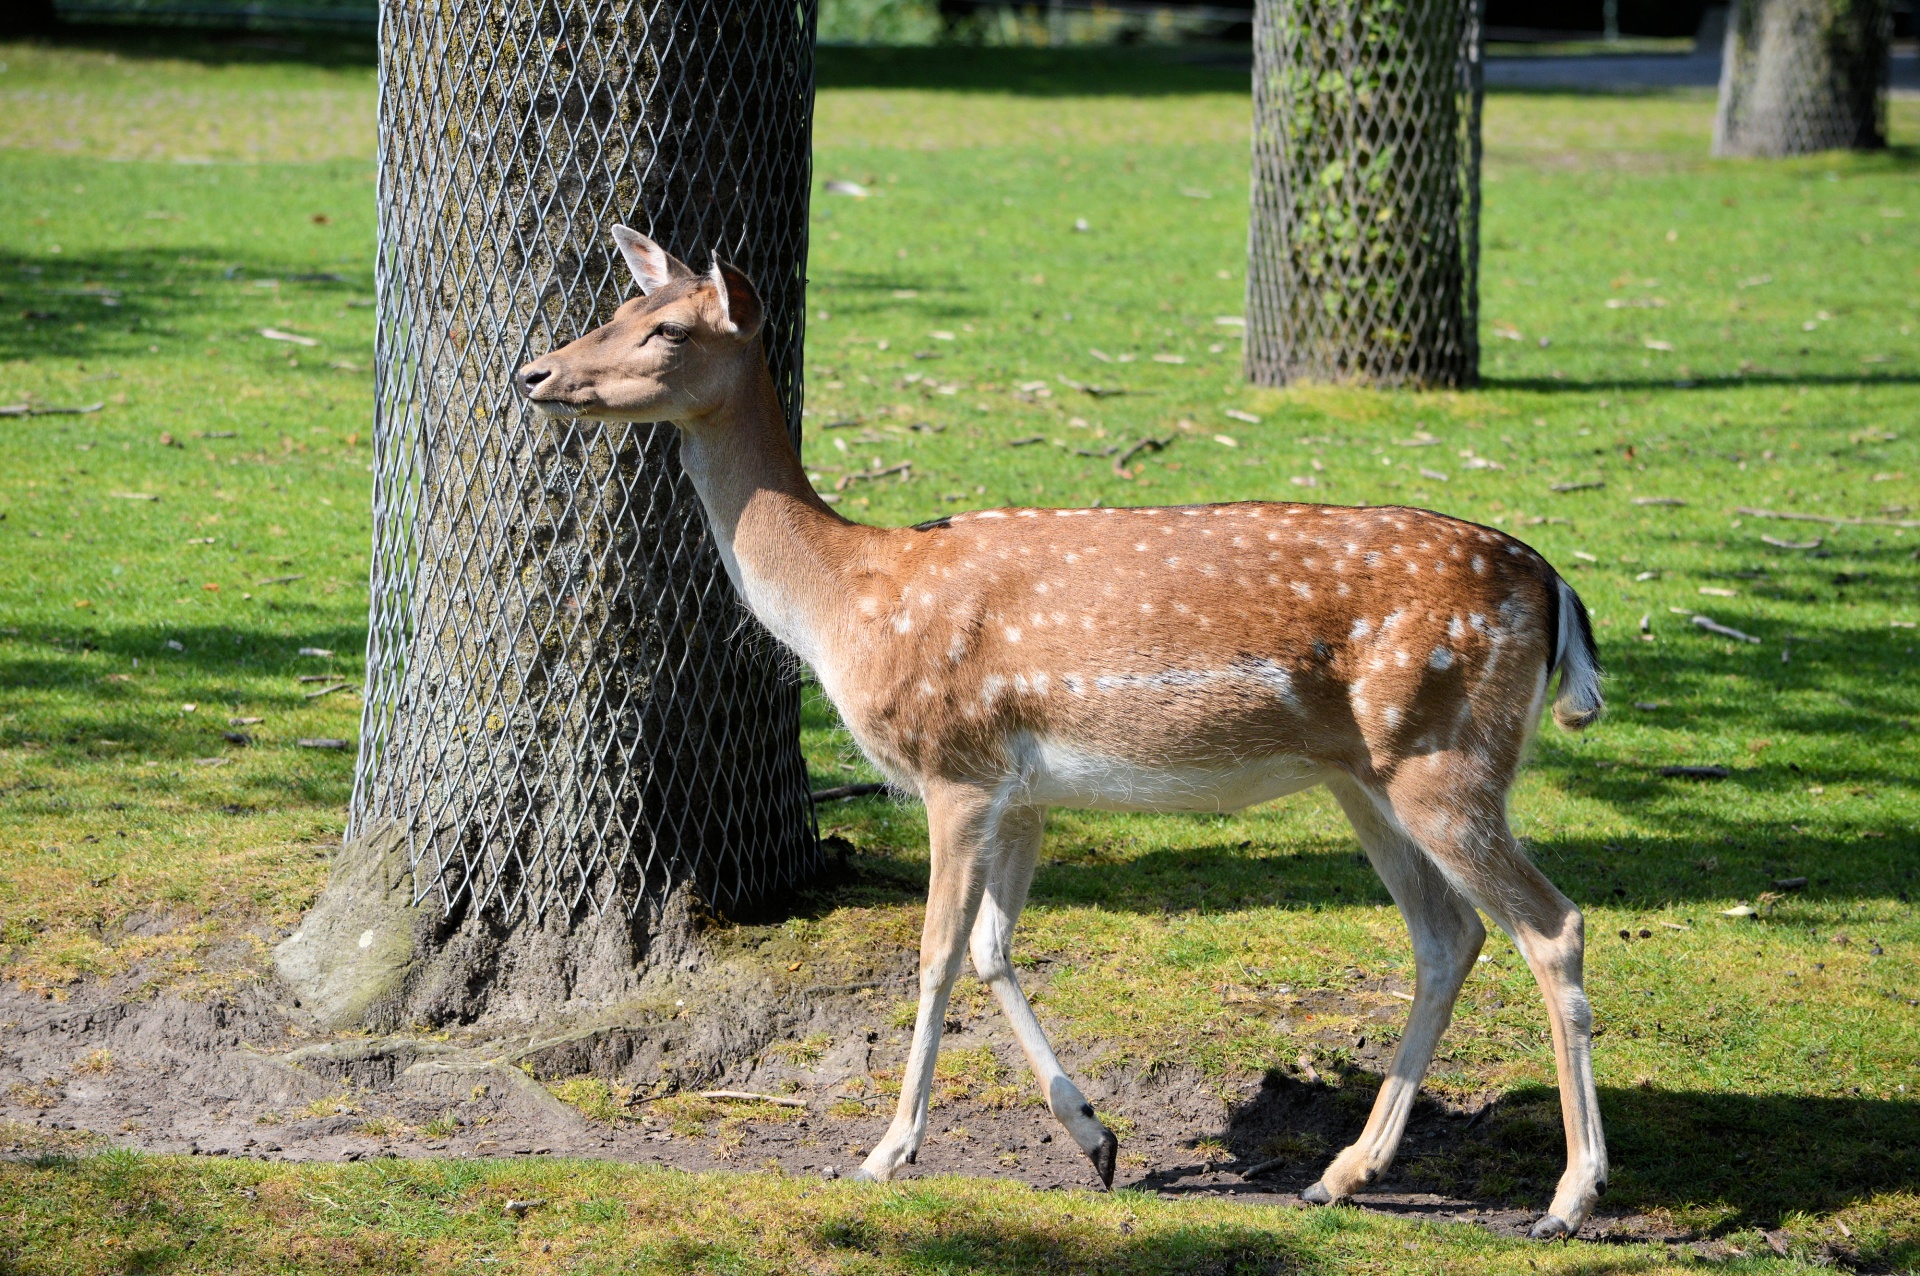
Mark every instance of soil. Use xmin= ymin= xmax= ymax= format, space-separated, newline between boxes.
xmin=0 ymin=960 xmax=1710 ymax=1251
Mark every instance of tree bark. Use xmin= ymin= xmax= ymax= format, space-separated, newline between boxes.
xmin=1245 ymin=0 xmax=1483 ymax=389
xmin=1714 ymin=0 xmax=1890 ymax=156
xmin=277 ymin=0 xmax=819 ymax=1034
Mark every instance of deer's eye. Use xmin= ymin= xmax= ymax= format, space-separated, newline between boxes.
xmin=656 ymin=323 xmax=690 ymax=344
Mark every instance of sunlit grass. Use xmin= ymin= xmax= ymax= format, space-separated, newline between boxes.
xmin=0 ymin=34 xmax=1915 ymax=1268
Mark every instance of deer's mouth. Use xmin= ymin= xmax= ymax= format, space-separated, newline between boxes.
xmin=525 ymin=395 xmax=582 ymax=419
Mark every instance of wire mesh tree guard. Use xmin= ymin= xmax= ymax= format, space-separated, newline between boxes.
xmin=1713 ymin=0 xmax=1890 ymax=157
xmin=1245 ymin=0 xmax=1484 ymax=389
xmin=349 ymin=0 xmax=821 ymax=929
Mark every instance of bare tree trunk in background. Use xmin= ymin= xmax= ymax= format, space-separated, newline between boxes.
xmin=1245 ymin=0 xmax=1484 ymax=389
xmin=1714 ymin=0 xmax=1890 ymax=156
xmin=276 ymin=0 xmax=820 ymax=1034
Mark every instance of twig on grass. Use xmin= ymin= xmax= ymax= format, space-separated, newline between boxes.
xmin=0 ymin=402 xmax=104 ymax=417
xmin=698 ymin=1090 xmax=806 ymax=1108
xmin=1057 ymin=375 xmax=1128 ymax=398
xmin=1736 ymin=505 xmax=1920 ymax=529
xmin=1114 ymin=436 xmax=1172 ymax=477
xmin=1692 ymin=615 xmax=1760 ymax=644
xmin=834 ymin=462 xmax=910 ymax=491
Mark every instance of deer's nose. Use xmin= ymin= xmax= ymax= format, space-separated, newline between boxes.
xmin=517 ymin=361 xmax=554 ymax=398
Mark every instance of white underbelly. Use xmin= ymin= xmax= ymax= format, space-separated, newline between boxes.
xmin=1019 ymin=736 xmax=1326 ymax=813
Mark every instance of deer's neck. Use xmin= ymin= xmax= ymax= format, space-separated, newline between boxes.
xmin=674 ymin=367 xmax=861 ymax=669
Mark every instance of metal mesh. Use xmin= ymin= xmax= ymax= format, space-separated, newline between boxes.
xmin=349 ymin=0 xmax=821 ymax=922
xmin=1713 ymin=0 xmax=1890 ymax=157
xmin=1245 ymin=0 xmax=1483 ymax=389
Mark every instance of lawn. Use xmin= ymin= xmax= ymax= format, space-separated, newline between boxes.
xmin=1 ymin=28 xmax=1917 ymax=1275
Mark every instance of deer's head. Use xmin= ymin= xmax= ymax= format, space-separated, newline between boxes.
xmin=517 ymin=226 xmax=765 ymax=424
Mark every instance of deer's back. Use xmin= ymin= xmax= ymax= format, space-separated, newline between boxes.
xmin=831 ymin=501 xmax=1559 ymax=797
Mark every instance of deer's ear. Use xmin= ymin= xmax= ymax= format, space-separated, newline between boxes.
xmin=611 ymin=224 xmax=691 ymax=295
xmin=707 ymin=258 xmax=764 ymax=340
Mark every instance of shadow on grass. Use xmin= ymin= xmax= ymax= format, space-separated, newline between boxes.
xmin=811 ymin=1210 xmax=1316 ymax=1275
xmin=17 ymin=22 xmax=375 ymax=68
xmin=1488 ymin=370 xmax=1920 ymax=393
xmin=815 ymin=44 xmax=1252 ymax=97
xmin=0 ymin=247 xmax=368 ymax=364
xmin=0 ymin=621 xmax=364 ymax=755
xmin=1209 ymin=1072 xmax=1919 ymax=1234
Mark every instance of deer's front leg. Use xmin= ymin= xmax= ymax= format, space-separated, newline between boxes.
xmin=968 ymin=803 xmax=1117 ymax=1186
xmin=856 ymin=782 xmax=998 ymax=1183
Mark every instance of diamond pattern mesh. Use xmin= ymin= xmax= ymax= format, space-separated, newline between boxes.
xmin=1713 ymin=0 xmax=1889 ymax=157
xmin=349 ymin=0 xmax=821 ymax=922
xmin=1245 ymin=0 xmax=1483 ymax=389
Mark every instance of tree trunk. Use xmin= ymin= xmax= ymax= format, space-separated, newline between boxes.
xmin=1245 ymin=0 xmax=1484 ymax=389
xmin=1714 ymin=0 xmax=1890 ymax=156
xmin=276 ymin=0 xmax=820 ymax=1034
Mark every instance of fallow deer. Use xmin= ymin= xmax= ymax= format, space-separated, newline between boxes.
xmin=517 ymin=227 xmax=1609 ymax=1239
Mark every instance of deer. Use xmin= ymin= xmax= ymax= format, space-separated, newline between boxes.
xmin=516 ymin=227 xmax=1610 ymax=1240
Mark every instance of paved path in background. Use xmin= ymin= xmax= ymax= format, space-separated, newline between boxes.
xmin=1485 ymin=49 xmax=1920 ymax=96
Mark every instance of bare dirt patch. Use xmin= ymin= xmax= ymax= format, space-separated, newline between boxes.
xmin=0 ymin=965 xmax=1697 ymax=1249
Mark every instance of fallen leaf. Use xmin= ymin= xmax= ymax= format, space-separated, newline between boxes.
xmin=1722 ymin=905 xmax=1756 ymax=918
xmin=259 ymin=327 xmax=318 ymax=347
xmin=822 ymin=179 xmax=869 ymax=198
xmin=298 ymin=646 xmax=334 ymax=657
xmin=296 ymin=737 xmax=349 ymax=750
xmin=1223 ymin=409 xmax=1261 ymax=424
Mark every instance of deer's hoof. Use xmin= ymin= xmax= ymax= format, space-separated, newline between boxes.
xmin=1300 ymin=1181 xmax=1339 ymax=1206
xmin=1528 ymin=1215 xmax=1573 ymax=1242
xmin=1088 ymin=1127 xmax=1118 ymax=1189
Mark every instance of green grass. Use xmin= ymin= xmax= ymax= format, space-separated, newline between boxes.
xmin=2 ymin=33 xmax=1918 ymax=1273
xmin=2 ymin=1151 xmax=1857 ymax=1276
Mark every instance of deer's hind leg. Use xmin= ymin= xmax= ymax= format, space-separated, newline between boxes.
xmin=967 ymin=803 xmax=1118 ymax=1186
xmin=1378 ymin=758 xmax=1608 ymax=1240
xmin=1301 ymin=773 xmax=1486 ymax=1205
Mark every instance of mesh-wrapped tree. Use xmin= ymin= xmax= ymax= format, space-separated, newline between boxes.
xmin=1713 ymin=0 xmax=1890 ymax=157
xmin=1245 ymin=0 xmax=1484 ymax=388
xmin=276 ymin=0 xmax=820 ymax=1032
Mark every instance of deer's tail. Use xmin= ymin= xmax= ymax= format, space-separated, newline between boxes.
xmin=1549 ymin=574 xmax=1604 ymax=732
